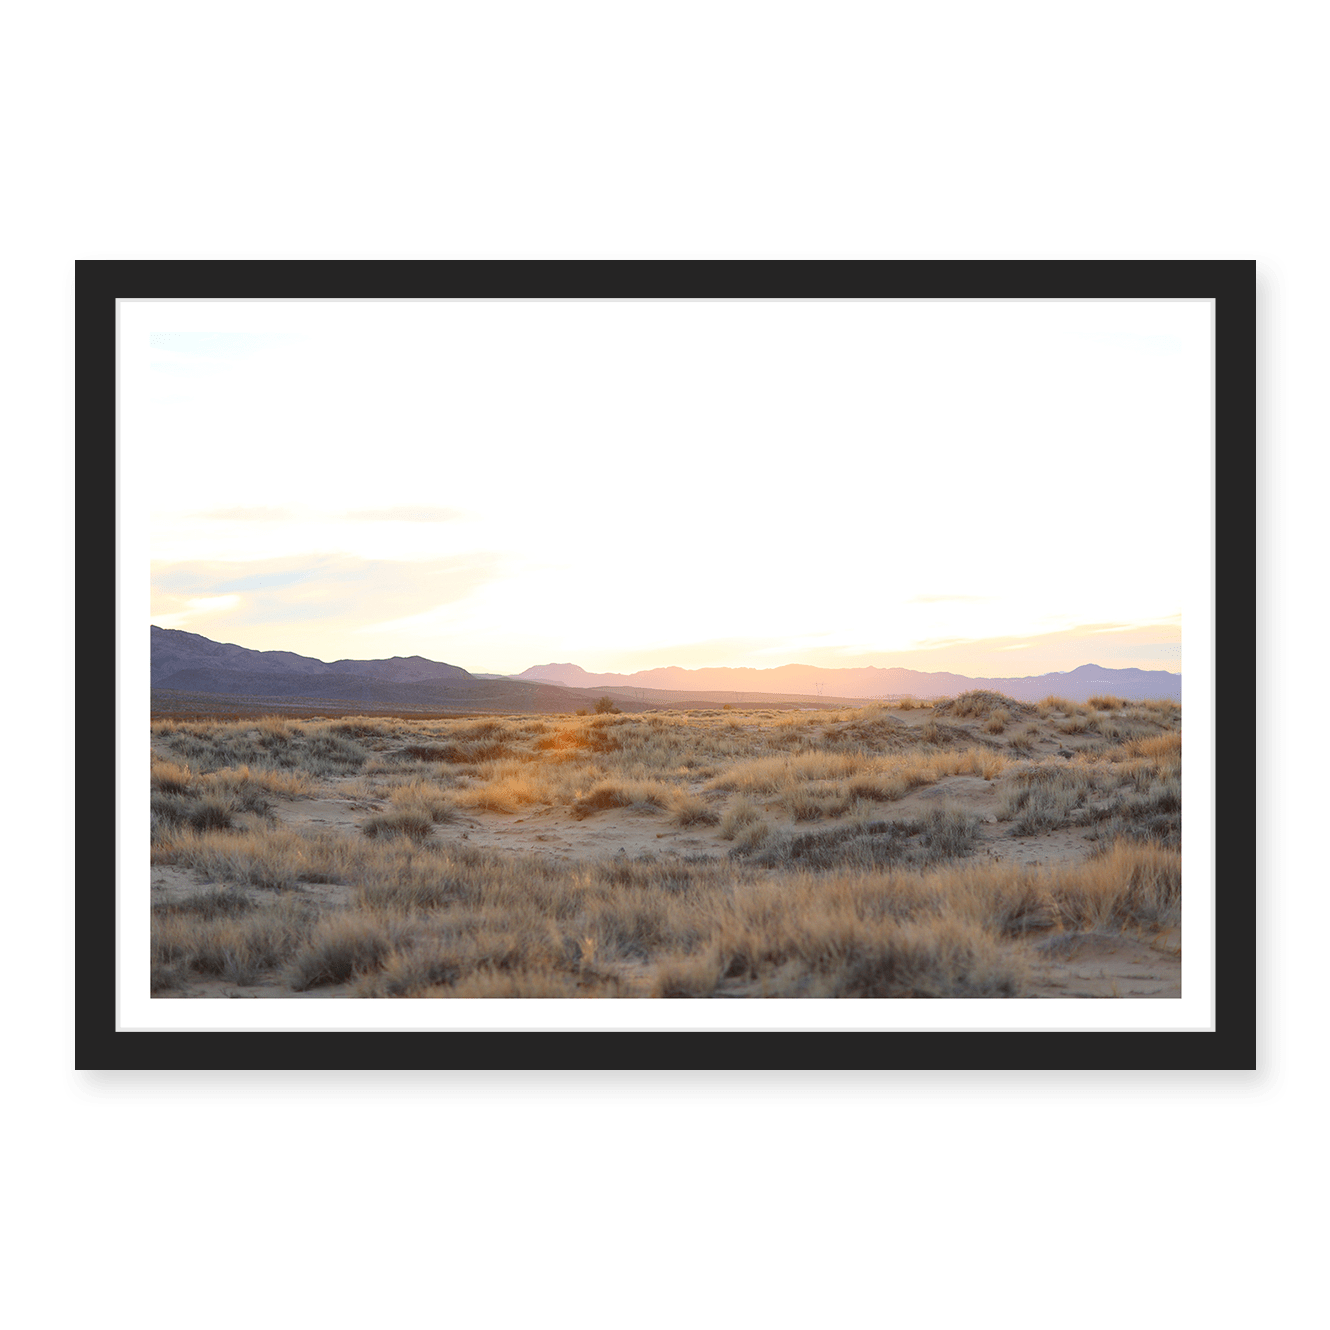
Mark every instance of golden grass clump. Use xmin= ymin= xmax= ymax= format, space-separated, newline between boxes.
xmin=361 ymin=807 xmax=437 ymax=840
xmin=571 ymin=778 xmax=672 ymax=819
xmin=669 ymin=791 xmax=721 ymax=827
xmin=705 ymin=751 xmax=866 ymax=795
xmin=204 ymin=764 xmax=314 ymax=800
xmin=451 ymin=768 xmax=550 ymax=813
xmin=1124 ymin=731 xmax=1182 ymax=764
xmin=1006 ymin=725 xmax=1039 ymax=754
xmin=1036 ymin=695 xmax=1079 ymax=719
xmin=150 ymin=757 xmax=194 ymax=795
xmin=719 ymin=797 xmax=764 ymax=840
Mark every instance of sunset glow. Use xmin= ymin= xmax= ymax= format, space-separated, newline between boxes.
xmin=125 ymin=299 xmax=1206 ymax=680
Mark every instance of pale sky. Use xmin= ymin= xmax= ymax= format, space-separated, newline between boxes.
xmin=124 ymin=299 xmax=1207 ymax=678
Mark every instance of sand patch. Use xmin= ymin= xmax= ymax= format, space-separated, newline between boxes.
xmin=1024 ymin=930 xmax=1182 ymax=998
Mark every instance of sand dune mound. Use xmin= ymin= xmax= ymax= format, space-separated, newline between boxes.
xmin=933 ymin=690 xmax=1034 ymax=719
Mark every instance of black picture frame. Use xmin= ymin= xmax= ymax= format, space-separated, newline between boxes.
xmin=67 ymin=254 xmax=1282 ymax=1106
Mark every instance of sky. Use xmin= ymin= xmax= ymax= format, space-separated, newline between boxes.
xmin=126 ymin=299 xmax=1207 ymax=679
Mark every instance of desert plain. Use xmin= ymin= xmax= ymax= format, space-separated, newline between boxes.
xmin=149 ymin=690 xmax=1182 ymax=999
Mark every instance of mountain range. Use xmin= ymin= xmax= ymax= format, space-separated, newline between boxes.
xmin=152 ymin=626 xmax=474 ymax=696
xmin=151 ymin=627 xmax=1181 ymax=710
xmin=515 ymin=660 xmax=1181 ymax=703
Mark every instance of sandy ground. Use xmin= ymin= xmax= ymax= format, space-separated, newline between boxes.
xmin=151 ymin=756 xmax=1180 ymax=1000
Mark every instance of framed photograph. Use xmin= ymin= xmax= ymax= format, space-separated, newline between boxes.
xmin=78 ymin=260 xmax=1255 ymax=1069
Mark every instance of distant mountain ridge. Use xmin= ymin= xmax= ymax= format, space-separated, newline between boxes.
xmin=516 ymin=660 xmax=1181 ymax=703
xmin=151 ymin=626 xmax=476 ymax=702
xmin=151 ymin=627 xmax=1181 ymax=708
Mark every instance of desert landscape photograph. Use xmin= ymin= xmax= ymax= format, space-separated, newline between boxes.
xmin=127 ymin=295 xmax=1208 ymax=1006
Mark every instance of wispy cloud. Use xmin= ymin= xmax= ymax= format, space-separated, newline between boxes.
xmin=152 ymin=595 xmax=241 ymax=629
xmin=150 ymin=553 xmax=505 ymax=649
xmin=1075 ymin=617 xmax=1181 ymax=636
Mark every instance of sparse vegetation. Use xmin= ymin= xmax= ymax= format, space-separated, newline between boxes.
xmin=150 ymin=695 xmax=1182 ymax=997
xmin=936 ymin=691 xmax=1029 ymax=721
xmin=670 ymin=792 xmax=720 ymax=827
xmin=1007 ymin=725 xmax=1039 ymax=754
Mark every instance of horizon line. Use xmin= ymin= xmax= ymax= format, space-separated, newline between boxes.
xmin=151 ymin=624 xmax=1181 ymax=680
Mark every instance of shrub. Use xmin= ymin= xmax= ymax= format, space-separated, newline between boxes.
xmin=1037 ymin=695 xmax=1076 ymax=718
xmin=288 ymin=917 xmax=391 ymax=990
xmin=730 ymin=820 xmax=771 ymax=854
xmin=720 ymin=797 xmax=763 ymax=840
xmin=845 ymin=773 xmax=909 ymax=803
xmin=361 ymin=808 xmax=437 ymax=840
xmin=188 ymin=796 xmax=237 ymax=832
xmin=751 ymin=806 xmax=980 ymax=871
xmin=388 ymin=779 xmax=454 ymax=821
xmin=919 ymin=806 xmax=982 ymax=858
xmin=400 ymin=743 xmax=453 ymax=761
xmin=670 ymin=793 xmax=721 ymax=827
xmin=151 ymin=759 xmax=194 ymax=796
xmin=572 ymin=779 xmax=669 ymax=819
xmin=157 ymin=887 xmax=255 ymax=920
xmin=997 ymin=766 xmax=1099 ymax=835
xmin=594 ymin=696 xmax=620 ymax=715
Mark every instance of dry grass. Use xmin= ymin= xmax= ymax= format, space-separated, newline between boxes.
xmin=1036 ymin=696 xmax=1082 ymax=719
xmin=154 ymin=718 xmax=371 ymax=778
xmin=150 ymin=696 xmax=1182 ymax=998
xmin=669 ymin=791 xmax=721 ymax=827
xmin=152 ymin=894 xmax=313 ymax=990
xmin=571 ymin=778 xmax=672 ymax=819
xmin=719 ymin=796 xmax=764 ymax=840
xmin=705 ymin=751 xmax=867 ymax=795
xmin=1006 ymin=725 xmax=1039 ymax=754
xmin=999 ymin=767 xmax=1092 ymax=835
xmin=151 ymin=828 xmax=1179 ymax=998
xmin=936 ymin=690 xmax=1029 ymax=720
